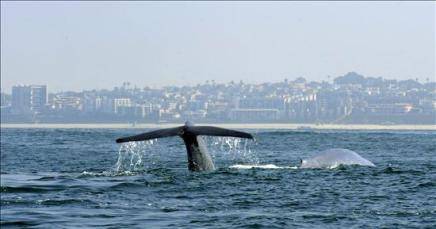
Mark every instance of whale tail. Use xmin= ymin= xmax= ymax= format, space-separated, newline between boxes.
xmin=116 ymin=125 xmax=253 ymax=143
xmin=115 ymin=126 xmax=183 ymax=143
xmin=187 ymin=126 xmax=253 ymax=139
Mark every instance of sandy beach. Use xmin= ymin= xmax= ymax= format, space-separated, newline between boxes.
xmin=1 ymin=123 xmax=435 ymax=131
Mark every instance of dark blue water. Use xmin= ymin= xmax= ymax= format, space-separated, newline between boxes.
xmin=1 ymin=128 xmax=435 ymax=228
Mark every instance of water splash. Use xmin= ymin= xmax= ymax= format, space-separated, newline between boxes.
xmin=114 ymin=139 xmax=158 ymax=172
xmin=113 ymin=136 xmax=258 ymax=172
xmin=205 ymin=137 xmax=260 ymax=165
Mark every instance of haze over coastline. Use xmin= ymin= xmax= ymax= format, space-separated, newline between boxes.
xmin=1 ymin=1 xmax=435 ymax=93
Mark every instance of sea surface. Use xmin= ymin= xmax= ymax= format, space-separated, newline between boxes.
xmin=1 ymin=128 xmax=435 ymax=228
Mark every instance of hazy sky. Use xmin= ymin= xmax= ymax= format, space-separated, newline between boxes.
xmin=1 ymin=1 xmax=435 ymax=93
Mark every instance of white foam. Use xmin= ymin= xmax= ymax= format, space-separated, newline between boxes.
xmin=229 ymin=164 xmax=297 ymax=169
xmin=80 ymin=170 xmax=135 ymax=177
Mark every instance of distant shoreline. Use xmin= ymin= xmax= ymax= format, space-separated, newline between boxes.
xmin=1 ymin=123 xmax=435 ymax=131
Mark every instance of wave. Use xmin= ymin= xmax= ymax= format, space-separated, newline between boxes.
xmin=1 ymin=185 xmax=65 ymax=193
xmin=108 ymin=182 xmax=148 ymax=190
xmin=1 ymin=221 xmax=40 ymax=227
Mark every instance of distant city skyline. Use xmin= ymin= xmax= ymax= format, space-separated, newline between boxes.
xmin=1 ymin=1 xmax=435 ymax=93
xmin=3 ymin=71 xmax=436 ymax=95
xmin=2 ymin=71 xmax=435 ymax=125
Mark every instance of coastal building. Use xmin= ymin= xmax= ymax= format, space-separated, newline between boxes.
xmin=11 ymin=85 xmax=47 ymax=114
xmin=113 ymin=98 xmax=131 ymax=114
xmin=52 ymin=96 xmax=82 ymax=112
xmin=0 ymin=93 xmax=11 ymax=107
xmin=29 ymin=85 xmax=47 ymax=113
xmin=238 ymin=97 xmax=286 ymax=111
xmin=365 ymin=103 xmax=413 ymax=114
xmin=229 ymin=108 xmax=280 ymax=122
xmin=11 ymin=85 xmax=31 ymax=114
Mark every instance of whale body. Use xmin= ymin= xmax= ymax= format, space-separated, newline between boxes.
xmin=116 ymin=121 xmax=253 ymax=171
xmin=300 ymin=148 xmax=375 ymax=169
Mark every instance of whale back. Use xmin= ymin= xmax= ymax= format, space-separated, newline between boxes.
xmin=301 ymin=148 xmax=375 ymax=169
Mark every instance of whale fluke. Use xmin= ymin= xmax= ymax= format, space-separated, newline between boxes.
xmin=187 ymin=126 xmax=253 ymax=139
xmin=116 ymin=127 xmax=183 ymax=143
xmin=115 ymin=122 xmax=254 ymax=171
xmin=116 ymin=125 xmax=253 ymax=143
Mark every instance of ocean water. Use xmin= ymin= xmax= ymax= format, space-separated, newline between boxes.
xmin=1 ymin=128 xmax=435 ymax=228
